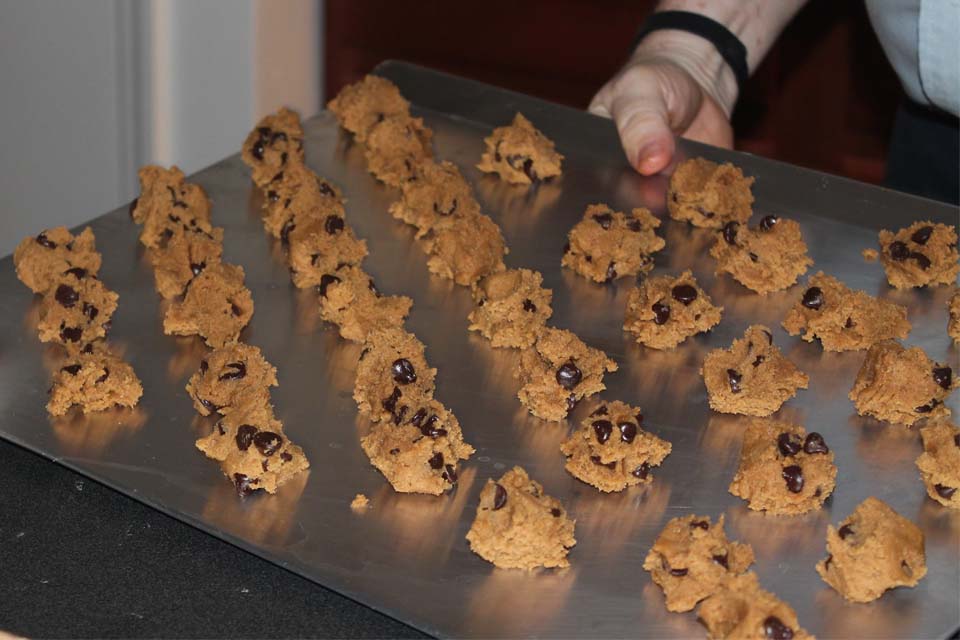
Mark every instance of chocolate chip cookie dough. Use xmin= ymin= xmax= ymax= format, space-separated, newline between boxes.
xmin=148 ymin=224 xmax=225 ymax=299
xmin=849 ymin=340 xmax=956 ymax=426
xmin=47 ymin=344 xmax=144 ymax=416
xmin=466 ymin=466 xmax=576 ymax=570
xmin=701 ymin=325 xmax=809 ymax=416
xmin=287 ymin=213 xmax=368 ymax=289
xmin=388 ymin=160 xmax=481 ymax=237
xmin=241 ymin=107 xmax=305 ymax=188
xmin=14 ymin=227 xmax=102 ymax=294
xmin=561 ymin=204 xmax=665 ymax=283
xmin=317 ymin=265 xmax=413 ymax=343
xmin=185 ymin=342 xmax=279 ymax=416
xmin=560 ymin=400 xmax=671 ymax=492
xmin=623 ymin=270 xmax=723 ymax=349
xmin=878 ymin=221 xmax=959 ymax=289
xmin=697 ymin=572 xmax=812 ymax=639
xmin=423 ymin=211 xmax=507 ymax=286
xmin=729 ymin=419 xmax=836 ymax=515
xmin=364 ymin=113 xmax=433 ymax=187
xmin=643 ymin=514 xmax=754 ymax=612
xmin=667 ymin=157 xmax=754 ymax=229
xmin=710 ymin=215 xmax=813 ymax=293
xmin=354 ymin=328 xmax=438 ymax=424
xmin=327 ymin=74 xmax=411 ymax=143
xmin=130 ymin=165 xmax=211 ymax=228
xmin=467 ymin=268 xmax=552 ymax=348
xmin=816 ymin=497 xmax=927 ymax=602
xmin=476 ymin=112 xmax=563 ymax=185
xmin=916 ymin=421 xmax=960 ymax=509
xmin=782 ymin=272 xmax=911 ymax=351
xmin=262 ymin=164 xmax=346 ymax=244
xmin=516 ymin=327 xmax=618 ymax=422
xmin=163 ymin=263 xmax=254 ymax=348
xmin=37 ymin=271 xmax=119 ymax=350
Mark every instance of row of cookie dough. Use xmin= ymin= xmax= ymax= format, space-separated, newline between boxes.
xmin=130 ymin=165 xmax=309 ymax=496
xmin=238 ymin=108 xmax=475 ymax=496
xmin=13 ymin=227 xmax=142 ymax=416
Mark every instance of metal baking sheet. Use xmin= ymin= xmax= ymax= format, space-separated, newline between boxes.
xmin=1 ymin=61 xmax=958 ymax=638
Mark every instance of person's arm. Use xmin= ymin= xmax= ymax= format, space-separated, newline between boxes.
xmin=590 ymin=0 xmax=807 ymax=175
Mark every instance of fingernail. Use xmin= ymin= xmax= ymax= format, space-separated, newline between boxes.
xmin=636 ymin=143 xmax=665 ymax=175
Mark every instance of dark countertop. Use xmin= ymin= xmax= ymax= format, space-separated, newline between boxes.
xmin=0 ymin=439 xmax=428 ymax=639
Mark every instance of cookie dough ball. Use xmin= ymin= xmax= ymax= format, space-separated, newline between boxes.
xmin=354 ymin=328 xmax=437 ymax=424
xmin=729 ymin=419 xmax=837 ymax=515
xmin=47 ymin=344 xmax=143 ymax=416
xmin=363 ymin=113 xmax=433 ymax=187
xmin=13 ymin=226 xmax=101 ymax=294
xmin=782 ymin=271 xmax=911 ymax=351
xmin=623 ymin=270 xmax=723 ymax=349
xmin=262 ymin=162 xmax=345 ymax=242
xmin=643 ymin=514 xmax=754 ymax=612
xmin=849 ymin=340 xmax=956 ymax=426
xmin=701 ymin=325 xmax=809 ymax=416
xmin=185 ymin=342 xmax=278 ymax=416
xmin=317 ymin=265 xmax=413 ymax=343
xmin=360 ymin=398 xmax=474 ymax=495
xmin=37 ymin=271 xmax=119 ymax=350
xmin=423 ymin=212 xmax=507 ymax=287
xmin=163 ymin=263 xmax=254 ymax=348
xmin=468 ymin=268 xmax=552 ymax=349
xmin=878 ymin=221 xmax=959 ymax=289
xmin=327 ymin=74 xmax=410 ymax=142
xmin=241 ymin=107 xmax=305 ymax=188
xmin=710 ymin=216 xmax=813 ymax=294
xmin=515 ymin=327 xmax=618 ymax=422
xmin=477 ymin=112 xmax=563 ymax=185
xmin=667 ymin=157 xmax=754 ymax=229
xmin=949 ymin=291 xmax=960 ymax=344
xmin=131 ymin=165 xmax=211 ymax=228
xmin=816 ymin=497 xmax=927 ymax=602
xmin=287 ymin=213 xmax=368 ymax=289
xmin=697 ymin=572 xmax=813 ymax=639
xmin=916 ymin=421 xmax=960 ymax=508
xmin=561 ymin=204 xmax=665 ymax=283
xmin=561 ymin=400 xmax=671 ymax=492
xmin=388 ymin=160 xmax=481 ymax=238
xmin=148 ymin=224 xmax=224 ymax=299
xmin=466 ymin=466 xmax=576 ymax=570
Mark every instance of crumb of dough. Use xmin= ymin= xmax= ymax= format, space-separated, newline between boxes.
xmin=862 ymin=248 xmax=879 ymax=261
xmin=351 ymin=493 xmax=370 ymax=511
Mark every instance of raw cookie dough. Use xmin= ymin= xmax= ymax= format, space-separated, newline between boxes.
xmin=623 ymin=270 xmax=722 ymax=349
xmin=782 ymin=271 xmax=911 ymax=351
xmin=360 ymin=398 xmax=475 ymax=495
xmin=950 ymin=291 xmax=960 ymax=344
xmin=561 ymin=204 xmax=665 ymax=283
xmin=476 ymin=112 xmax=563 ymax=185
xmin=388 ymin=160 xmax=481 ymax=237
xmin=697 ymin=572 xmax=812 ymax=639
xmin=667 ymin=158 xmax=754 ymax=229
xmin=916 ymin=421 xmax=960 ymax=509
xmin=701 ymin=325 xmax=809 ymax=416
xmin=327 ymin=74 xmax=411 ymax=142
xmin=317 ymin=265 xmax=413 ymax=343
xmin=148 ymin=224 xmax=225 ymax=299
xmin=13 ymin=227 xmax=102 ymax=294
xmin=37 ymin=271 xmax=119 ymax=349
xmin=196 ymin=401 xmax=309 ymax=496
xmin=728 ymin=419 xmax=837 ymax=515
xmin=423 ymin=212 xmax=508 ymax=287
xmin=710 ymin=215 xmax=813 ymax=293
xmin=849 ymin=340 xmax=956 ymax=426
xmin=515 ymin=327 xmax=618 ymax=422
xmin=816 ymin=496 xmax=927 ymax=602
xmin=241 ymin=107 xmax=305 ymax=188
xmin=351 ymin=494 xmax=370 ymax=511
xmin=287 ymin=213 xmax=368 ymax=289
xmin=642 ymin=514 xmax=754 ymax=612
xmin=560 ymin=400 xmax=672 ymax=492
xmin=163 ymin=263 xmax=254 ymax=348
xmin=467 ymin=268 xmax=553 ymax=348
xmin=185 ymin=342 xmax=279 ymax=416
xmin=354 ymin=328 xmax=438 ymax=424
xmin=878 ymin=221 xmax=959 ymax=289
xmin=262 ymin=163 xmax=346 ymax=243
xmin=130 ymin=165 xmax=211 ymax=228
xmin=47 ymin=344 xmax=143 ymax=416
xmin=262 ymin=160 xmax=342 ymax=219
xmin=465 ymin=466 xmax=576 ymax=570
xmin=363 ymin=113 xmax=433 ymax=187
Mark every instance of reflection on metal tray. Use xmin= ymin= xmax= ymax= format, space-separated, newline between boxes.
xmin=0 ymin=61 xmax=957 ymax=639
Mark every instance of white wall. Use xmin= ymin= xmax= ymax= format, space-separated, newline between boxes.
xmin=0 ymin=0 xmax=322 ymax=256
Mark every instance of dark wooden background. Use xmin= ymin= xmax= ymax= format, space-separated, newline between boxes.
xmin=325 ymin=0 xmax=902 ymax=185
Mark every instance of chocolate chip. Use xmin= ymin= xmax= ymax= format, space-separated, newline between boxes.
xmin=749 ymin=252 xmax=759 ymax=262
xmin=382 ymin=387 xmax=401 ymax=414
xmin=713 ymin=553 xmax=728 ymax=569
xmin=763 ymin=616 xmax=794 ymax=640
xmin=691 ymin=520 xmax=709 ymax=530
xmin=589 ymin=455 xmax=617 ymax=470
xmin=626 ymin=219 xmax=642 ymax=232
xmin=493 ymin=483 xmax=507 ymax=510
xmin=236 ymin=425 xmax=258 ymax=451
xmin=763 ymin=329 xmax=774 ymax=344
xmin=522 ymin=298 xmax=537 ymax=312
xmin=128 ymin=198 xmax=139 ymax=218
xmin=199 ymin=360 xmax=209 ymax=373
xmin=317 ymin=274 xmax=341 ymax=297
xmin=915 ymin=400 xmax=937 ymax=413
xmin=592 ymin=420 xmax=613 ymax=444
xmin=954 ymin=433 xmax=960 ymax=448
xmin=591 ymin=405 xmax=609 ymax=417
xmin=231 ymin=302 xmax=243 ymax=317
xmin=838 ymin=524 xmax=854 ymax=539
xmin=752 ymin=355 xmax=765 ymax=367
xmin=801 ymin=286 xmax=824 ymax=310
xmin=888 ymin=241 xmax=910 ymax=261
xmin=618 ymin=421 xmax=637 ymax=443
xmin=935 ymin=484 xmax=956 ymax=499
xmin=368 ymin=279 xmax=381 ymax=297
xmin=60 ymin=326 xmax=82 ymax=342
xmin=427 ymin=452 xmax=444 ymax=470
xmin=82 ymin=302 xmax=98 ymax=321
xmin=632 ymin=462 xmax=650 ymax=479
xmin=824 ymin=554 xmax=833 ymax=570
xmin=253 ymin=431 xmax=283 ymax=456
xmin=605 ymin=262 xmax=617 ymax=282
xmin=388 ymin=448 xmax=399 ymax=455
xmin=280 ymin=452 xmax=294 ymax=463
xmin=803 ymin=432 xmax=829 ymax=454
xmin=61 ymin=364 xmax=82 ymax=375
xmin=233 ymin=473 xmax=258 ymax=496
xmin=54 ymin=284 xmax=79 ymax=308
xmin=392 ymin=405 xmax=408 ymax=425
xmin=933 ymin=366 xmax=952 ymax=389
xmin=216 ymin=422 xmax=226 ymax=436
xmin=198 ymin=397 xmax=220 ymax=413
xmin=759 ymin=215 xmax=779 ymax=231
xmin=81 ymin=343 xmax=94 ymax=354
xmin=726 ymin=369 xmax=742 ymax=393
xmin=551 ymin=508 xmax=561 ymax=517
xmin=566 ymin=393 xmax=578 ymax=413
xmin=593 ymin=212 xmax=613 ymax=229
xmin=64 ymin=267 xmax=87 ymax=279
xmin=409 ymin=408 xmax=427 ymax=427
xmin=911 ymin=226 xmax=934 ymax=245
xmin=95 ymin=368 xmax=109 ymax=384
xmin=669 ymin=567 xmax=688 ymax=577
xmin=267 ymin=190 xmax=279 ymax=202
xmin=777 ymin=433 xmax=802 ymax=457
xmin=652 ymin=301 xmax=670 ymax=324
xmin=391 ymin=358 xmax=417 ymax=384
xmin=911 ymin=251 xmax=931 ymax=269
xmin=556 ymin=360 xmax=582 ymax=390
xmin=671 ymin=284 xmax=697 ymax=305
xmin=722 ymin=221 xmax=738 ymax=245
xmin=442 ymin=464 xmax=457 ymax=483
xmin=782 ymin=465 xmax=804 ymax=493
xmin=318 ymin=181 xmax=336 ymax=197
xmin=433 ymin=198 xmax=457 ymax=216
xmin=218 ymin=362 xmax=246 ymax=381
xmin=421 ymin=415 xmax=447 ymax=438
xmin=324 ymin=215 xmax=345 ymax=234
xmin=190 ymin=262 xmax=205 ymax=276
xmin=36 ymin=232 xmax=57 ymax=249
xmin=280 ymin=218 xmax=296 ymax=245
